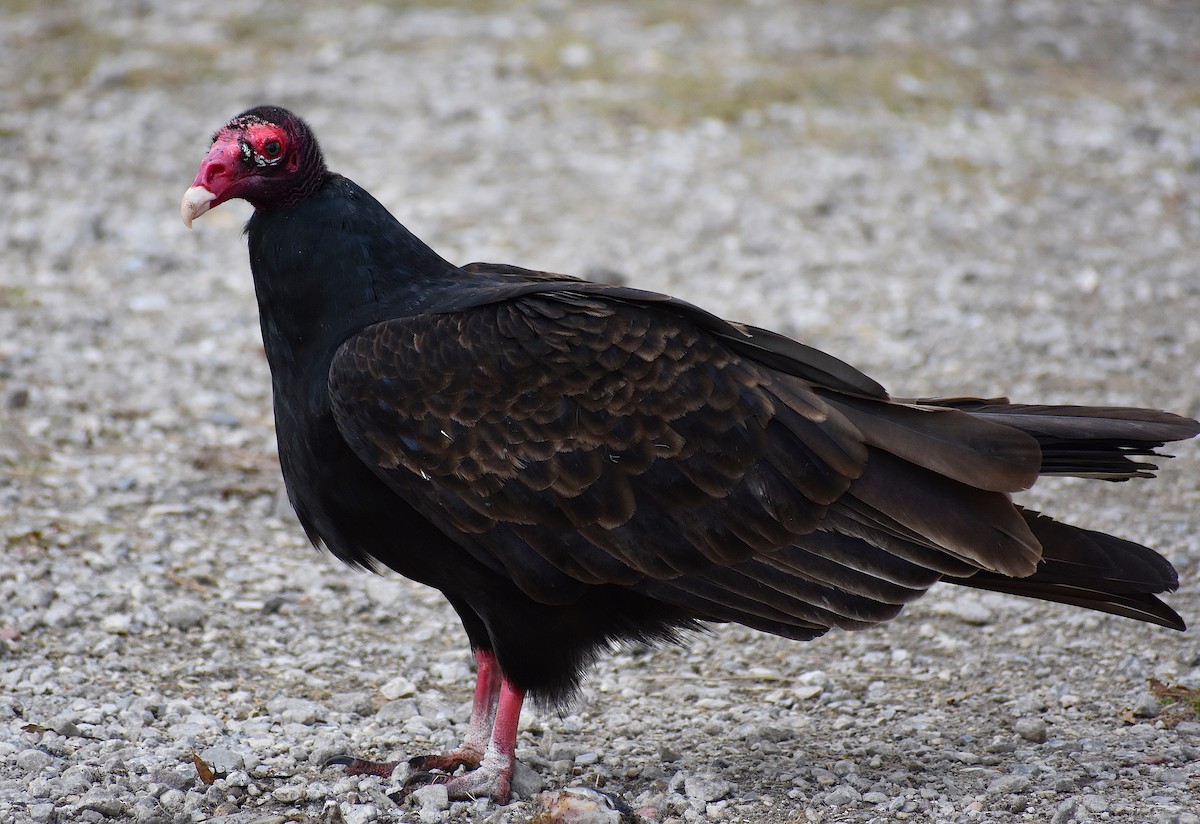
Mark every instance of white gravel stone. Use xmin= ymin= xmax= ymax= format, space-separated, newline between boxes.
xmin=272 ymin=784 xmax=306 ymax=803
xmin=376 ymin=698 xmax=419 ymax=724
xmin=511 ymin=760 xmax=546 ymax=799
xmin=683 ymin=773 xmax=730 ymax=802
xmin=412 ymin=782 xmax=450 ymax=811
xmin=163 ymin=600 xmax=207 ymax=631
xmin=987 ymin=774 xmax=1031 ymax=795
xmin=267 ymin=697 xmax=326 ymax=725
xmin=1014 ymin=717 xmax=1048 ymax=743
xmin=1132 ymin=692 xmax=1163 ymax=718
xmin=379 ymin=675 xmax=418 ymax=700
xmin=342 ymin=804 xmax=382 ymax=824
xmin=199 ymin=746 xmax=245 ymax=776
xmin=15 ymin=750 xmax=55 ymax=774
xmin=824 ymin=785 xmax=862 ymax=807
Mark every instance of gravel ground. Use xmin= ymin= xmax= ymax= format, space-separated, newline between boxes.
xmin=3 ymin=1 xmax=1200 ymax=822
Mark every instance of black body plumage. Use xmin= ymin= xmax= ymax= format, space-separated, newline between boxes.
xmin=203 ymin=109 xmax=1197 ymax=708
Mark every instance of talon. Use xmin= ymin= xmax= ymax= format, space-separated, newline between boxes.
xmin=324 ymin=754 xmax=401 ymax=777
xmin=387 ymin=770 xmax=449 ymax=805
xmin=402 ymin=770 xmax=442 ymax=790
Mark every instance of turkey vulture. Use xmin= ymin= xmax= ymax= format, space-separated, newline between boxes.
xmin=182 ymin=106 xmax=1198 ymax=802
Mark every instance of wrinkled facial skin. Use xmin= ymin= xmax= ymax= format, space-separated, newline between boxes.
xmin=181 ymin=117 xmax=296 ymax=227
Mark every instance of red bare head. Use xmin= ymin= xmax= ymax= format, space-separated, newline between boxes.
xmin=182 ymin=106 xmax=327 ymax=227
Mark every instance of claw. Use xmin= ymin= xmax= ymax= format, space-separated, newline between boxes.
xmin=385 ymin=770 xmax=446 ymax=804
xmin=402 ymin=770 xmax=442 ymax=790
xmin=323 ymin=754 xmax=401 ymax=777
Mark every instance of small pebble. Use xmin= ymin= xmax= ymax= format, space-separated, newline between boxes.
xmin=341 ymin=804 xmax=381 ymax=824
xmin=411 ymin=783 xmax=449 ymax=810
xmin=1014 ymin=718 xmax=1048 ymax=743
xmin=684 ymin=774 xmax=730 ymax=802
xmin=987 ymin=775 xmax=1030 ymax=795
xmin=52 ymin=717 xmax=82 ymax=737
xmin=376 ymin=698 xmax=419 ymax=724
xmin=934 ymin=595 xmax=993 ymax=625
xmin=272 ymin=785 xmax=305 ymax=803
xmin=379 ymin=676 xmax=417 ymax=700
xmin=511 ymin=761 xmax=546 ymax=799
xmin=198 ymin=746 xmax=244 ymax=776
xmin=1158 ymin=768 xmax=1188 ymax=784
xmin=163 ymin=601 xmax=206 ymax=631
xmin=1051 ymin=798 xmax=1080 ymax=824
xmin=330 ymin=691 xmax=375 ymax=715
xmin=16 ymin=750 xmax=55 ymax=774
xmin=824 ymin=786 xmax=861 ymax=807
xmin=1131 ymin=693 xmax=1161 ymax=718
xmin=79 ymin=793 xmax=127 ymax=817
xmin=266 ymin=697 xmax=325 ymax=725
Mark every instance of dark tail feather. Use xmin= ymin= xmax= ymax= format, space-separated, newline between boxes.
xmin=925 ymin=400 xmax=1200 ymax=481
xmin=943 ymin=509 xmax=1184 ymax=630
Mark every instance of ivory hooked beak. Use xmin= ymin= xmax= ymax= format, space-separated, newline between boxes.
xmin=181 ymin=186 xmax=217 ymax=228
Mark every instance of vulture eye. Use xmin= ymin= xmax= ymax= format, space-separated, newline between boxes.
xmin=264 ymin=140 xmax=282 ymax=157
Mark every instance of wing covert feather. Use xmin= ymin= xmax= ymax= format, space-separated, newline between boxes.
xmin=326 ymin=289 xmax=1094 ymax=633
xmin=329 ymin=295 xmax=867 ymax=591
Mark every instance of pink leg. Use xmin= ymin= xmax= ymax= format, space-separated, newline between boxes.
xmin=433 ymin=674 xmax=525 ymax=802
xmin=408 ymin=648 xmax=501 ymax=772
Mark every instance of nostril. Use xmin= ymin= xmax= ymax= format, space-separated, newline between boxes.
xmin=202 ymin=162 xmax=229 ymax=185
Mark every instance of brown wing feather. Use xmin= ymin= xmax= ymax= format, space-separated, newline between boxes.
xmin=330 ymin=294 xmax=863 ymax=583
xmin=329 ymin=290 xmax=1048 ymax=630
xmin=327 ymin=285 xmax=1194 ymax=635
